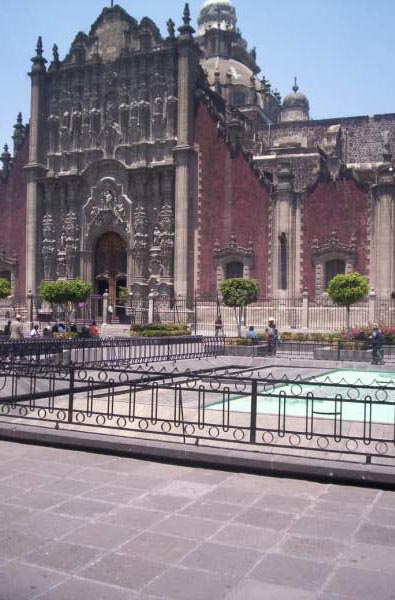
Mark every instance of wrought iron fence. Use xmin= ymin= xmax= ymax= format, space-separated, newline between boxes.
xmin=0 ymin=336 xmax=226 ymax=368
xmin=2 ymin=337 xmax=395 ymax=368
xmin=0 ymin=363 xmax=393 ymax=463
xmin=1 ymin=293 xmax=394 ymax=333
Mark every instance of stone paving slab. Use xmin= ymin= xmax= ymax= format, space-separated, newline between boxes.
xmin=0 ymin=440 xmax=394 ymax=599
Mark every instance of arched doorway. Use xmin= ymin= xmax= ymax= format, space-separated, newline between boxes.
xmin=94 ymin=233 xmax=127 ymax=308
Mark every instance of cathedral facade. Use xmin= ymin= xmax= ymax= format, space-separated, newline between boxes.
xmin=0 ymin=0 xmax=394 ymax=303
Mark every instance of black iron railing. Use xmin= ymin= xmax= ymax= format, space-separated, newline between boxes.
xmin=0 ymin=364 xmax=394 ymax=462
xmin=0 ymin=336 xmax=226 ymax=367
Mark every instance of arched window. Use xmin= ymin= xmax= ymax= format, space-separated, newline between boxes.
xmin=226 ymin=262 xmax=244 ymax=279
xmin=325 ymin=259 xmax=345 ymax=288
xmin=279 ymin=233 xmax=288 ymax=290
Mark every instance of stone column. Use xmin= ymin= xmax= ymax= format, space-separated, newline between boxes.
xmin=270 ymin=164 xmax=302 ymax=298
xmin=174 ymin=5 xmax=197 ymax=298
xmin=25 ymin=38 xmax=47 ymax=295
xmin=370 ymin=172 xmax=395 ymax=297
xmin=148 ymin=290 xmax=158 ymax=324
xmin=102 ymin=292 xmax=109 ymax=325
xmin=368 ymin=289 xmax=376 ymax=324
xmin=302 ymin=289 xmax=309 ymax=329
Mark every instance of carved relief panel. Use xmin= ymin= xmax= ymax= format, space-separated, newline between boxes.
xmin=83 ymin=177 xmax=132 ymax=240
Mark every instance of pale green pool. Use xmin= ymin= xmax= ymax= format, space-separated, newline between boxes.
xmin=209 ymin=369 xmax=395 ymax=424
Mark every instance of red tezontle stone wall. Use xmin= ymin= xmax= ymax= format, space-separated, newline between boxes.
xmin=195 ymin=102 xmax=270 ymax=295
xmin=0 ymin=138 xmax=28 ymax=297
xmin=302 ymin=176 xmax=369 ymax=297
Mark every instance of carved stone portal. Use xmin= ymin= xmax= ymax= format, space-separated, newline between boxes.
xmin=83 ymin=177 xmax=132 ymax=238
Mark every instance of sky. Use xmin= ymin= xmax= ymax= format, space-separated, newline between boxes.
xmin=0 ymin=0 xmax=394 ymax=148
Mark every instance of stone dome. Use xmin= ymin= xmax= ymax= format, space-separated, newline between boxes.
xmin=204 ymin=57 xmax=260 ymax=89
xmin=202 ymin=0 xmax=233 ymax=6
xmin=281 ymin=79 xmax=310 ymax=122
xmin=198 ymin=0 xmax=237 ymax=35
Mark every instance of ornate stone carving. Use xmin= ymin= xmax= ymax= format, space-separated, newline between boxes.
xmin=42 ymin=213 xmax=57 ymax=280
xmin=86 ymin=179 xmax=131 ymax=236
xmin=159 ymin=204 xmax=174 ymax=278
xmin=311 ymin=230 xmax=357 ymax=257
xmin=214 ymin=235 xmax=255 ymax=287
xmin=64 ymin=212 xmax=80 ymax=279
xmin=133 ymin=205 xmax=149 ymax=278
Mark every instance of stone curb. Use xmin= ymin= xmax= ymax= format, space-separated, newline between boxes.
xmin=0 ymin=422 xmax=394 ymax=489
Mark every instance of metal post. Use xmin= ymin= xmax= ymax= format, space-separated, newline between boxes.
xmin=194 ymin=294 xmax=197 ymax=335
xmin=68 ymin=366 xmax=75 ymax=424
xmin=250 ymin=379 xmax=258 ymax=444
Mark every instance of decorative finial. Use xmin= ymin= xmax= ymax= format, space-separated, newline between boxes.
xmin=1 ymin=144 xmax=12 ymax=180
xmin=293 ymin=76 xmax=299 ymax=94
xmin=31 ymin=36 xmax=47 ymax=72
xmin=110 ymin=0 xmax=114 ymax=7
xmin=13 ymin=113 xmax=25 ymax=156
xmin=167 ymin=18 xmax=175 ymax=39
xmin=178 ymin=2 xmax=195 ymax=37
xmin=36 ymin=36 xmax=43 ymax=57
xmin=52 ymin=44 xmax=59 ymax=63
xmin=183 ymin=3 xmax=191 ymax=26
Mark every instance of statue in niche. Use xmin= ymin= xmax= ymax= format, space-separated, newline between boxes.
xmin=153 ymin=226 xmax=161 ymax=247
xmin=88 ymin=183 xmax=129 ymax=234
xmin=102 ymin=186 xmax=115 ymax=210
xmin=158 ymin=204 xmax=174 ymax=278
xmin=59 ymin=230 xmax=66 ymax=252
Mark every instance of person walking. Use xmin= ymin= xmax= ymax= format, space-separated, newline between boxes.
xmin=371 ymin=323 xmax=385 ymax=365
xmin=10 ymin=315 xmax=24 ymax=340
xmin=266 ymin=318 xmax=279 ymax=356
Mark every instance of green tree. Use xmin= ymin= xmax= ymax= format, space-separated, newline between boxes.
xmin=117 ymin=286 xmax=130 ymax=305
xmin=327 ymin=272 xmax=369 ymax=339
xmin=39 ymin=279 xmax=92 ymax=322
xmin=220 ymin=278 xmax=260 ymax=337
xmin=0 ymin=278 xmax=11 ymax=299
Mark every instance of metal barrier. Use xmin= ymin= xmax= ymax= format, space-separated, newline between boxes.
xmin=0 ymin=336 xmax=226 ymax=367
xmin=0 ymin=364 xmax=393 ymax=463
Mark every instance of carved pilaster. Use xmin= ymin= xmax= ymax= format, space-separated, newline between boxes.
xmin=41 ymin=213 xmax=57 ymax=281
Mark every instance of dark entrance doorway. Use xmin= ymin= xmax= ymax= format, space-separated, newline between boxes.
xmin=94 ymin=233 xmax=127 ymax=308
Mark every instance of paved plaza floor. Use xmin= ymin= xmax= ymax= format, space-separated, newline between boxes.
xmin=0 ymin=441 xmax=394 ymax=600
